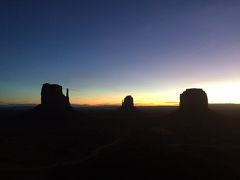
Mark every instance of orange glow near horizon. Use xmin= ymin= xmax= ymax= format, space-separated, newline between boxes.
xmin=59 ymin=80 xmax=240 ymax=106
xmin=1 ymin=80 xmax=240 ymax=106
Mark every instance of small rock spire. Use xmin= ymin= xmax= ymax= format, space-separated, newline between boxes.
xmin=66 ymin=88 xmax=69 ymax=98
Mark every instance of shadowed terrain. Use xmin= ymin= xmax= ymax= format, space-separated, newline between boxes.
xmin=1 ymin=105 xmax=240 ymax=180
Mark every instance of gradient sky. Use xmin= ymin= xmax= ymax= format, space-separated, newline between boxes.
xmin=1 ymin=0 xmax=240 ymax=105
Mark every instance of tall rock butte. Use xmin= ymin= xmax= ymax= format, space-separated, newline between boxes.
xmin=121 ymin=95 xmax=135 ymax=111
xmin=39 ymin=83 xmax=71 ymax=109
xmin=180 ymin=88 xmax=208 ymax=111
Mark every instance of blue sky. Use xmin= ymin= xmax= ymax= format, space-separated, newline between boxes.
xmin=1 ymin=0 xmax=240 ymax=105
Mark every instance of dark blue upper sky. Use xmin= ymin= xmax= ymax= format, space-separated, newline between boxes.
xmin=1 ymin=0 xmax=240 ymax=105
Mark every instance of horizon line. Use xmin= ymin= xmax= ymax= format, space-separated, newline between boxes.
xmin=1 ymin=103 xmax=240 ymax=107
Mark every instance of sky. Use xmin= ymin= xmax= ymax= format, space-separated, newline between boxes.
xmin=1 ymin=0 xmax=240 ymax=105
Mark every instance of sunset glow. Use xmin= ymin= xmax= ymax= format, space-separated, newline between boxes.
xmin=1 ymin=1 xmax=240 ymax=106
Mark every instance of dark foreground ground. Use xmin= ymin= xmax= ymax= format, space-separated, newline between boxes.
xmin=1 ymin=105 xmax=240 ymax=180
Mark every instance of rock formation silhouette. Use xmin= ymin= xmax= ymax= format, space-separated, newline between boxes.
xmin=120 ymin=95 xmax=135 ymax=111
xmin=180 ymin=88 xmax=208 ymax=112
xmin=37 ymin=83 xmax=71 ymax=110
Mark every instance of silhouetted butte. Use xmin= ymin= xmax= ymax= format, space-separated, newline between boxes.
xmin=180 ymin=88 xmax=208 ymax=112
xmin=120 ymin=95 xmax=135 ymax=111
xmin=35 ymin=83 xmax=71 ymax=111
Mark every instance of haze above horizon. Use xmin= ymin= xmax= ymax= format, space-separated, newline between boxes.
xmin=1 ymin=0 xmax=240 ymax=105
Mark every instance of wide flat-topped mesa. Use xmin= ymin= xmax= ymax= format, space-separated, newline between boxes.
xmin=40 ymin=83 xmax=71 ymax=109
xmin=180 ymin=88 xmax=208 ymax=111
xmin=121 ymin=95 xmax=135 ymax=111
